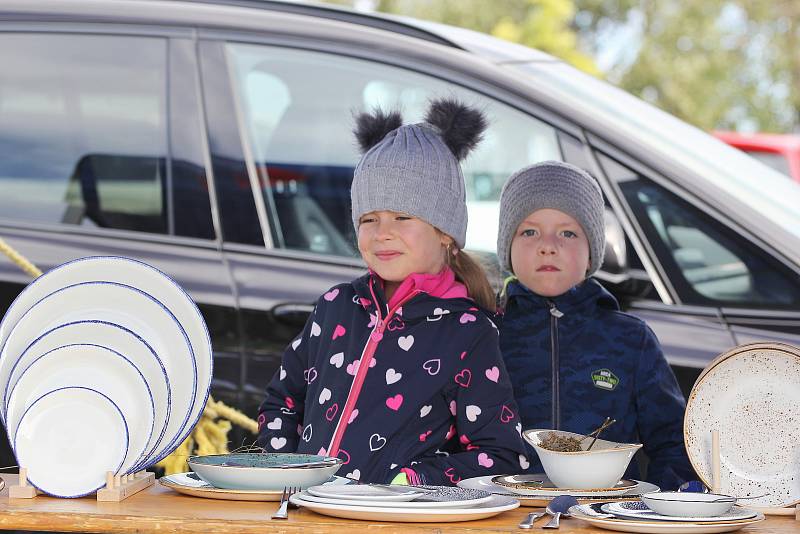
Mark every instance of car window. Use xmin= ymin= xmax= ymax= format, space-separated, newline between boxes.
xmin=226 ymin=43 xmax=560 ymax=256
xmin=0 ymin=33 xmax=214 ymax=239
xmin=600 ymin=154 xmax=800 ymax=308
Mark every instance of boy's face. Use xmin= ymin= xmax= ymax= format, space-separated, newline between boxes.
xmin=510 ymin=208 xmax=590 ymax=297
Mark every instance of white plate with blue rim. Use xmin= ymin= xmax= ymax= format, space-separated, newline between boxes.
xmin=2 ymin=320 xmax=171 ymax=468
xmin=14 ymin=386 xmax=130 ymax=498
xmin=6 ymin=343 xmax=155 ymax=475
xmin=0 ymin=255 xmax=212 ymax=468
xmin=0 ymin=278 xmax=200 ymax=469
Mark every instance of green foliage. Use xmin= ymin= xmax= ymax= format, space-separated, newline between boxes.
xmin=324 ymin=0 xmax=798 ymax=132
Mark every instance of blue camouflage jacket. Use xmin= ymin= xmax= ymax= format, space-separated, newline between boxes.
xmin=498 ymin=278 xmax=695 ymax=490
xmin=257 ymin=272 xmax=529 ymax=485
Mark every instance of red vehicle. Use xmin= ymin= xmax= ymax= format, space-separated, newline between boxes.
xmin=713 ymin=130 xmax=800 ymax=183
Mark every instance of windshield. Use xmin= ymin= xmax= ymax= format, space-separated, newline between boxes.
xmin=510 ymin=61 xmax=800 ymax=242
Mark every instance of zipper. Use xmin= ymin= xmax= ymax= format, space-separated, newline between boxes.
xmin=547 ymin=300 xmax=563 ymax=430
xmin=327 ymin=281 xmax=419 ymax=456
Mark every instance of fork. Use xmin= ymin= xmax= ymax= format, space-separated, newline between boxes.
xmin=271 ymin=486 xmax=298 ymax=519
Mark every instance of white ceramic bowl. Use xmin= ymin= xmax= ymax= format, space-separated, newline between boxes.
xmin=641 ymin=491 xmax=736 ymax=517
xmin=188 ymin=453 xmax=342 ymax=490
xmin=523 ymin=429 xmax=642 ymax=489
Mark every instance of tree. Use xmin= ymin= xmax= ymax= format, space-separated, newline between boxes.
xmin=573 ymin=0 xmax=799 ymax=132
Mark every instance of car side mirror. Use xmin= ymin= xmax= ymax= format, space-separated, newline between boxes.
xmin=600 ymin=207 xmax=628 ymax=275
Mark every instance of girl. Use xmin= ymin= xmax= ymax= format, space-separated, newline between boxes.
xmin=257 ymin=98 xmax=528 ymax=485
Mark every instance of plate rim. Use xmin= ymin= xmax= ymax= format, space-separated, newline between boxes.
xmin=298 ymin=488 xmax=494 ymax=508
xmin=290 ymin=492 xmax=519 ymax=517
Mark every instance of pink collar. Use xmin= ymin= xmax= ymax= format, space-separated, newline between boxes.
xmin=381 ymin=266 xmax=468 ymax=309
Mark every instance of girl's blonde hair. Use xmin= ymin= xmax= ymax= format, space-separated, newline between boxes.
xmin=447 ymin=247 xmax=496 ymax=311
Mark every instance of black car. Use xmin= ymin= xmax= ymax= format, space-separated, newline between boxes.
xmin=2 ymin=0 xmax=800 ymax=457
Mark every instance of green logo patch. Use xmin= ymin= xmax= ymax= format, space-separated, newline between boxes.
xmin=591 ymin=368 xmax=619 ymax=391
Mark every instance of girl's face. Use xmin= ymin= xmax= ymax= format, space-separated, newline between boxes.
xmin=510 ymin=208 xmax=590 ymax=297
xmin=357 ymin=210 xmax=450 ymax=293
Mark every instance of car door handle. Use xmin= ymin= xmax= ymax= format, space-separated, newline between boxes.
xmin=271 ymin=303 xmax=315 ymax=327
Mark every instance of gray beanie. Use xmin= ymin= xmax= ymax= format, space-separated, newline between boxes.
xmin=350 ymin=99 xmax=487 ymax=249
xmin=497 ymin=160 xmax=605 ymax=277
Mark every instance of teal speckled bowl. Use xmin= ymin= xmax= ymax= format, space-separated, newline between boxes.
xmin=188 ymin=453 xmax=343 ymax=490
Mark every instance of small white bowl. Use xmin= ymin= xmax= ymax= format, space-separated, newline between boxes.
xmin=642 ymin=491 xmax=736 ymax=517
xmin=188 ymin=453 xmax=342 ymax=490
xmin=523 ymin=429 xmax=642 ymax=490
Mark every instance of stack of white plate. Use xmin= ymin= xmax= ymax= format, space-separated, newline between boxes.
xmin=289 ymin=484 xmax=520 ymax=522
xmin=0 ymin=256 xmax=212 ymax=498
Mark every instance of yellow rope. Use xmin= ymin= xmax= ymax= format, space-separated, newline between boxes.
xmin=0 ymin=238 xmax=43 ymax=278
xmin=0 ymin=238 xmax=259 ymax=475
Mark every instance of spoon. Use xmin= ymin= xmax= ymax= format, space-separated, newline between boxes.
xmin=542 ymin=495 xmax=578 ymax=529
xmin=518 ymin=511 xmax=545 ymax=529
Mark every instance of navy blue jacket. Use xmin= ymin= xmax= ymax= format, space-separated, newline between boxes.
xmin=498 ymin=278 xmax=695 ymax=490
xmin=257 ymin=273 xmax=529 ymax=485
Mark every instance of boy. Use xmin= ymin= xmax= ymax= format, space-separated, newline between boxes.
xmin=496 ymin=160 xmax=694 ymax=490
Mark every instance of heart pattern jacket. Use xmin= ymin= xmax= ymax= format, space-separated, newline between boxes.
xmin=257 ymin=272 xmax=529 ymax=485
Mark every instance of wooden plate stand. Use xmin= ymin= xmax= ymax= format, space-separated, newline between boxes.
xmin=9 ymin=468 xmax=154 ymax=502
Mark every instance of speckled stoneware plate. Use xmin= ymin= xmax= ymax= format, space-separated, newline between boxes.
xmin=458 ymin=475 xmax=659 ymax=507
xmin=600 ymin=501 xmax=758 ymax=523
xmin=684 ymin=342 xmax=800 ymax=508
xmin=492 ymin=473 xmax=638 ymax=496
xmin=188 ymin=452 xmax=343 ymax=490
xmin=569 ymin=504 xmax=765 ymax=533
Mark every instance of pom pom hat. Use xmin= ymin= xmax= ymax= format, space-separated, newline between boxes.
xmin=350 ymin=98 xmax=487 ymax=249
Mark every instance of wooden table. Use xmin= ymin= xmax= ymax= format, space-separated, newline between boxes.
xmin=0 ymin=475 xmax=796 ymax=533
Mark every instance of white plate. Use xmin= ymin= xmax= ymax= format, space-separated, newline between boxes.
xmin=6 ymin=343 xmax=155 ymax=474
xmin=159 ymin=473 xmax=351 ymax=501
xmin=458 ymin=474 xmax=659 ymax=504
xmin=684 ymin=342 xmax=800 ymax=508
xmin=601 ymin=502 xmax=758 ymax=522
xmin=301 ymin=486 xmax=493 ymax=508
xmin=0 ymin=256 xmax=212 ymax=466
xmin=14 ymin=386 xmax=129 ymax=498
xmin=290 ymin=492 xmax=519 ymax=522
xmin=569 ymin=504 xmax=765 ymax=533
xmin=307 ymin=484 xmax=431 ymax=501
xmin=492 ymin=473 xmax=638 ymax=496
xmin=0 ymin=280 xmax=195 ymax=467
xmin=1 ymin=320 xmax=171 ymax=468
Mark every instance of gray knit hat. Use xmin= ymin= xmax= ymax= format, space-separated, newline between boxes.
xmin=497 ymin=160 xmax=606 ymax=277
xmin=350 ymin=98 xmax=487 ymax=249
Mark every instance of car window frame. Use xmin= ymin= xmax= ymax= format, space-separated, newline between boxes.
xmin=589 ymin=137 xmax=800 ymax=310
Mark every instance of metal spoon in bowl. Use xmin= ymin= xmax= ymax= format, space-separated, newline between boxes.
xmin=542 ymin=495 xmax=578 ymax=529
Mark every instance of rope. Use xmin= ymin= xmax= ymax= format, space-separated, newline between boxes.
xmin=0 ymin=239 xmax=258 ymax=475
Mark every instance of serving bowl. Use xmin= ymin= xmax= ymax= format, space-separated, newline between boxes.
xmin=188 ymin=453 xmax=342 ymax=490
xmin=523 ymin=429 xmax=642 ymax=489
xmin=641 ymin=491 xmax=736 ymax=517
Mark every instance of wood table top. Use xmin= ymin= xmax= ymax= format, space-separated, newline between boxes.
xmin=0 ymin=475 xmax=796 ymax=533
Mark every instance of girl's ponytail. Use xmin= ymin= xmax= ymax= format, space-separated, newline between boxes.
xmin=449 ymin=249 xmax=496 ymax=311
